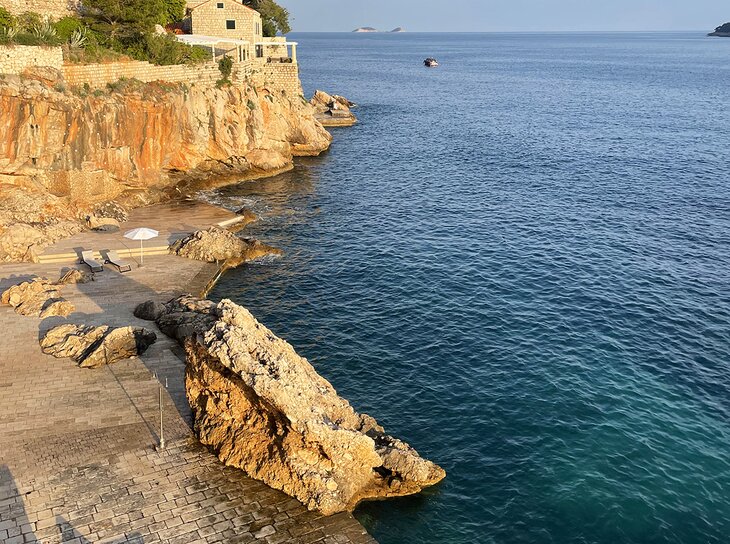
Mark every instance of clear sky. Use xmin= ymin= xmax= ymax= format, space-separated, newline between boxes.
xmin=278 ymin=0 xmax=728 ymax=33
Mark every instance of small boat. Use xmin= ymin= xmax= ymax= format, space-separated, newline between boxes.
xmin=424 ymin=57 xmax=439 ymax=67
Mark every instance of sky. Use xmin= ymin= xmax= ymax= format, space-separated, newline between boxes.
xmin=277 ymin=0 xmax=729 ymax=33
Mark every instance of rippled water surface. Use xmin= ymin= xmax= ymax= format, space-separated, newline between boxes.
xmin=206 ymin=33 xmax=730 ymax=543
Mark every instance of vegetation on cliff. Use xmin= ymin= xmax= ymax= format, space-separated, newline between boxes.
xmin=0 ymin=1 xmax=209 ymax=65
xmin=243 ymin=0 xmax=291 ymax=36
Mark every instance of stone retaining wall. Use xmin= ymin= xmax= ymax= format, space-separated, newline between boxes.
xmin=0 ymin=45 xmax=63 ymax=75
xmin=0 ymin=45 xmax=301 ymax=96
xmin=62 ymin=61 xmax=222 ymax=88
xmin=259 ymin=63 xmax=302 ymax=97
xmin=0 ymin=0 xmax=80 ymax=18
xmin=237 ymin=62 xmax=301 ymax=97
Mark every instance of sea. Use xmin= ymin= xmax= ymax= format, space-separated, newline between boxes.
xmin=203 ymin=32 xmax=730 ymax=543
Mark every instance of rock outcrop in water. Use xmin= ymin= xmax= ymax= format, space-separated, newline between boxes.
xmin=41 ymin=324 xmax=157 ymax=368
xmin=708 ymin=22 xmax=730 ymax=36
xmin=311 ymin=90 xmax=358 ymax=127
xmin=169 ymin=227 xmax=282 ymax=269
xmin=136 ymin=295 xmax=446 ymax=514
xmin=0 ymin=72 xmax=331 ymax=262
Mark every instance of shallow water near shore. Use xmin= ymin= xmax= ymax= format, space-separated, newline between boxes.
xmin=205 ymin=32 xmax=730 ymax=543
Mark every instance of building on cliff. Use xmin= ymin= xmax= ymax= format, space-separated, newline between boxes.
xmin=180 ymin=0 xmax=297 ymax=65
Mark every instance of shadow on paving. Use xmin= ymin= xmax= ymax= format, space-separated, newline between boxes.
xmin=1 ymin=464 xmax=146 ymax=543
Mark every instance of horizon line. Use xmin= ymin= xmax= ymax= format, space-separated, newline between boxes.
xmin=288 ymin=29 xmax=712 ymax=34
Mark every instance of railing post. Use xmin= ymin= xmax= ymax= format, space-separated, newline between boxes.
xmin=158 ymin=378 xmax=166 ymax=451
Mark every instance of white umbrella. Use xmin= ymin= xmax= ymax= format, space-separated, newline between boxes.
xmin=124 ymin=228 xmax=159 ymax=265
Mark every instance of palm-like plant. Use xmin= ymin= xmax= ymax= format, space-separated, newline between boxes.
xmin=0 ymin=25 xmax=18 ymax=42
xmin=69 ymin=27 xmax=89 ymax=48
xmin=32 ymin=19 xmax=58 ymax=41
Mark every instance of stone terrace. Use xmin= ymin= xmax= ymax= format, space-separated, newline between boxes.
xmin=0 ymin=202 xmax=376 ymax=544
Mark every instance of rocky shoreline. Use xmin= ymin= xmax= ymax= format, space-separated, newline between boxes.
xmin=0 ymin=66 xmax=444 ymax=522
xmin=0 ymin=68 xmax=334 ymax=262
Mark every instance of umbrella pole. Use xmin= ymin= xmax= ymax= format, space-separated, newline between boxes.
xmin=140 ymin=239 xmax=144 ymax=265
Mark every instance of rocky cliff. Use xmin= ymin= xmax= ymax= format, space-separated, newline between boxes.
xmin=138 ymin=295 xmax=446 ymax=515
xmin=0 ymin=70 xmax=332 ymax=262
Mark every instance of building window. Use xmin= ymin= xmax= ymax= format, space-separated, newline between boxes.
xmin=226 ymin=20 xmax=236 ymax=30
xmin=255 ymin=22 xmax=260 ymax=35
xmin=216 ymin=2 xmax=224 ymax=7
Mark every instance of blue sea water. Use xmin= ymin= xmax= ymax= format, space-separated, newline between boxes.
xmin=205 ymin=33 xmax=730 ymax=543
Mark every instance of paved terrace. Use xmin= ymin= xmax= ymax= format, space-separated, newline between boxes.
xmin=0 ymin=202 xmax=376 ymax=544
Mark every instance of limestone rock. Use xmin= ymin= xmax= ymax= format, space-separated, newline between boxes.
xmin=58 ymin=268 xmax=93 ymax=285
xmin=40 ymin=324 xmax=110 ymax=360
xmin=80 ymin=326 xmax=158 ymax=368
xmin=87 ymin=214 xmax=120 ymax=232
xmin=40 ymin=324 xmax=156 ymax=367
xmin=0 ymin=277 xmax=75 ymax=317
xmin=93 ymin=201 xmax=129 ymax=223
xmin=311 ymin=90 xmax=357 ymax=127
xmin=137 ymin=295 xmax=217 ymax=344
xmin=39 ymin=299 xmax=75 ymax=318
xmin=21 ymin=66 xmax=64 ymax=87
xmin=0 ymin=76 xmax=331 ymax=262
xmin=133 ymin=300 xmax=166 ymax=321
xmin=228 ymin=208 xmax=258 ymax=232
xmin=169 ymin=227 xmax=282 ymax=268
xmin=153 ymin=295 xmax=446 ymax=515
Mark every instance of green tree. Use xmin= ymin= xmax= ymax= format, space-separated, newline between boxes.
xmin=161 ymin=0 xmax=186 ymax=25
xmin=83 ymin=0 xmax=165 ymax=38
xmin=243 ymin=0 xmax=291 ymax=36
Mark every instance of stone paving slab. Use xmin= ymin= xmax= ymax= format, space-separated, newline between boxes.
xmin=0 ymin=202 xmax=377 ymax=544
xmin=43 ymin=201 xmax=240 ymax=260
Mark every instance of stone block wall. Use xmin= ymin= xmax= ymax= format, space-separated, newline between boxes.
xmin=0 ymin=45 xmax=63 ymax=75
xmin=258 ymin=63 xmax=301 ymax=97
xmin=62 ymin=61 xmax=222 ymax=88
xmin=0 ymin=0 xmax=80 ymax=18
xmin=0 ymin=45 xmax=301 ymax=97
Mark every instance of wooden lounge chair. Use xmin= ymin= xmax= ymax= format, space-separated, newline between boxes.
xmin=104 ymin=250 xmax=132 ymax=273
xmin=80 ymin=250 xmax=103 ymax=273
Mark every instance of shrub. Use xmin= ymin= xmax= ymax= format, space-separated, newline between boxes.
xmin=54 ymin=17 xmax=84 ymax=41
xmin=117 ymin=33 xmax=210 ymax=65
xmin=0 ymin=7 xmax=15 ymax=29
xmin=17 ymin=12 xmax=42 ymax=33
xmin=247 ymin=99 xmax=256 ymax=110
xmin=218 ymin=55 xmax=233 ymax=80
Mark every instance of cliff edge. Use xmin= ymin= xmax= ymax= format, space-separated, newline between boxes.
xmin=0 ymin=70 xmax=331 ymax=262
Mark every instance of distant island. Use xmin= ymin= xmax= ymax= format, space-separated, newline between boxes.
xmin=708 ymin=22 xmax=730 ymax=36
xmin=352 ymin=27 xmax=406 ymax=33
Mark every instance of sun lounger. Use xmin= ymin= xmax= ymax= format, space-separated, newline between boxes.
xmin=80 ymin=250 xmax=103 ymax=273
xmin=104 ymin=250 xmax=132 ymax=273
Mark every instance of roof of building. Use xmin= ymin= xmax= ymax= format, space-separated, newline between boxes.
xmin=186 ymin=0 xmax=259 ymax=14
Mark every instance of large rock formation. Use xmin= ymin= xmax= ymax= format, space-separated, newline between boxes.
xmin=0 ymin=74 xmax=332 ymax=261
xmin=41 ymin=323 xmax=157 ymax=368
xmin=169 ymin=227 xmax=282 ymax=269
xmin=311 ymin=90 xmax=358 ymax=127
xmin=137 ymin=295 xmax=445 ymax=515
xmin=1 ymin=276 xmax=75 ymax=317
